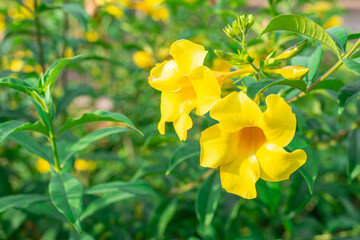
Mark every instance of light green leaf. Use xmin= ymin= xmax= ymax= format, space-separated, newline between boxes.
xmin=312 ymin=79 xmax=345 ymax=91
xmin=43 ymin=56 xmax=81 ymax=91
xmin=287 ymin=136 xmax=318 ymax=194
xmin=81 ymin=192 xmax=134 ymax=220
xmin=247 ymin=79 xmax=307 ymax=99
xmin=338 ymin=81 xmax=360 ymax=113
xmin=327 ymin=27 xmax=348 ymax=53
xmin=57 ymin=110 xmax=142 ymax=136
xmin=196 ymin=172 xmax=221 ymax=226
xmin=343 ymin=58 xmax=360 ymax=75
xmin=347 ymin=129 xmax=360 ymax=182
xmin=307 ymin=46 xmax=323 ymax=83
xmin=260 ymin=15 xmax=341 ymax=56
xmin=0 ymin=194 xmax=49 ymax=213
xmin=85 ymin=180 xmax=157 ymax=196
xmin=49 ymin=172 xmax=83 ymax=234
xmin=166 ymin=142 xmax=200 ymax=174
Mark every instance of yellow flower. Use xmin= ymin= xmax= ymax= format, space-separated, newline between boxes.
xmin=74 ymin=159 xmax=97 ymax=172
xmin=36 ymin=158 xmax=50 ymax=174
xmin=200 ymin=92 xmax=307 ymax=199
xmin=23 ymin=65 xmax=35 ymax=73
xmin=212 ymin=59 xmax=232 ymax=73
xmin=323 ymin=15 xmax=343 ymax=29
xmin=0 ymin=14 xmax=6 ymax=32
xmin=86 ymin=30 xmax=99 ymax=42
xmin=303 ymin=1 xmax=333 ymax=17
xmin=133 ymin=50 xmax=154 ymax=69
xmin=9 ymin=59 xmax=24 ymax=72
xmin=64 ymin=47 xmax=74 ymax=58
xmin=279 ymin=66 xmax=309 ymax=80
xmin=148 ymin=39 xmax=222 ymax=140
xmin=150 ymin=6 xmax=169 ymax=22
xmin=106 ymin=4 xmax=124 ymax=18
xmin=133 ymin=0 xmax=169 ymax=22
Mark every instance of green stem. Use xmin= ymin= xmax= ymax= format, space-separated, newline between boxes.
xmin=34 ymin=0 xmax=45 ymax=72
xmin=287 ymin=39 xmax=360 ymax=103
xmin=47 ymin=112 xmax=61 ymax=172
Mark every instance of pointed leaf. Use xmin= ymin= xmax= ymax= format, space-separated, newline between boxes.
xmin=85 ymin=180 xmax=157 ymax=196
xmin=327 ymin=27 xmax=348 ymax=53
xmin=347 ymin=129 xmax=360 ymax=182
xmin=260 ymin=15 xmax=341 ymax=56
xmin=0 ymin=194 xmax=49 ymax=213
xmin=343 ymin=58 xmax=360 ymax=75
xmin=0 ymin=120 xmax=48 ymax=144
xmin=312 ymin=79 xmax=345 ymax=91
xmin=166 ymin=142 xmax=200 ymax=174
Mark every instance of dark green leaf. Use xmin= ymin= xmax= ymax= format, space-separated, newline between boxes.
xmin=327 ymin=27 xmax=348 ymax=53
xmin=343 ymin=58 xmax=360 ymax=75
xmin=247 ymin=79 xmax=307 ymax=99
xmin=338 ymin=81 xmax=360 ymax=113
xmin=49 ymin=172 xmax=83 ymax=234
xmin=0 ymin=194 xmax=49 ymax=213
xmin=348 ymin=33 xmax=360 ymax=40
xmin=347 ymin=129 xmax=360 ymax=182
xmin=85 ymin=180 xmax=157 ymax=196
xmin=260 ymin=15 xmax=341 ymax=56
xmin=196 ymin=172 xmax=221 ymax=226
xmin=57 ymin=110 xmax=142 ymax=136
xmin=149 ymin=199 xmax=178 ymax=239
xmin=166 ymin=142 xmax=200 ymax=174
xmin=312 ymin=79 xmax=345 ymax=91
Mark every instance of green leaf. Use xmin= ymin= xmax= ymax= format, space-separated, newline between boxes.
xmin=312 ymin=79 xmax=345 ymax=91
xmin=57 ymin=110 xmax=142 ymax=136
xmin=247 ymin=79 xmax=307 ymax=99
xmin=49 ymin=172 xmax=83 ymax=234
xmin=166 ymin=142 xmax=200 ymax=174
xmin=149 ymin=199 xmax=178 ymax=239
xmin=347 ymin=129 xmax=360 ymax=182
xmin=0 ymin=78 xmax=46 ymax=108
xmin=62 ymin=3 xmax=89 ymax=31
xmin=260 ymin=15 xmax=341 ymax=56
xmin=43 ymin=56 xmax=82 ymax=91
xmin=0 ymin=120 xmax=44 ymax=144
xmin=195 ymin=172 xmax=221 ymax=226
xmin=81 ymin=192 xmax=134 ymax=220
xmin=61 ymin=127 xmax=132 ymax=165
xmin=0 ymin=194 xmax=49 ymax=213
xmin=8 ymin=132 xmax=53 ymax=163
xmin=327 ymin=27 xmax=348 ymax=53
xmin=307 ymin=46 xmax=323 ymax=83
xmin=348 ymin=33 xmax=360 ymax=40
xmin=343 ymin=58 xmax=360 ymax=75
xmin=338 ymin=81 xmax=360 ymax=114
xmin=287 ymin=136 xmax=318 ymax=194
xmin=85 ymin=180 xmax=157 ymax=196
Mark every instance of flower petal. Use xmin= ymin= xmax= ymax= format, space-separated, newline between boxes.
xmin=220 ymin=155 xmax=260 ymax=199
xmin=258 ymin=94 xmax=296 ymax=147
xmin=148 ymin=60 xmax=183 ymax=92
xmin=169 ymin=39 xmax=208 ymax=75
xmin=173 ymin=112 xmax=193 ymax=141
xmin=200 ymin=124 xmax=239 ymax=168
xmin=189 ymin=66 xmax=221 ymax=115
xmin=256 ymin=143 xmax=306 ymax=182
xmin=210 ymin=91 xmax=262 ymax=132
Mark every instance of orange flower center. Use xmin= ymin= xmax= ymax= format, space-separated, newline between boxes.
xmin=237 ymin=126 xmax=266 ymax=158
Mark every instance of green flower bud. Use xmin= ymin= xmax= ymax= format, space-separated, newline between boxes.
xmin=214 ymin=50 xmax=236 ymax=61
xmin=223 ymin=25 xmax=237 ymax=39
xmin=245 ymin=14 xmax=254 ymax=29
xmin=275 ymin=39 xmax=308 ymax=60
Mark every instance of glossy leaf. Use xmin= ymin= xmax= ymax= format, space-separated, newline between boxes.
xmin=49 ymin=172 xmax=83 ymax=234
xmin=0 ymin=194 xmax=49 ymax=213
xmin=196 ymin=172 xmax=221 ymax=226
xmin=166 ymin=142 xmax=200 ymax=174
xmin=247 ymin=79 xmax=307 ymax=99
xmin=348 ymin=129 xmax=360 ymax=182
xmin=260 ymin=15 xmax=341 ymax=56
xmin=85 ymin=180 xmax=157 ymax=196
xmin=57 ymin=110 xmax=142 ymax=136
xmin=338 ymin=81 xmax=360 ymax=114
xmin=327 ymin=27 xmax=348 ymax=53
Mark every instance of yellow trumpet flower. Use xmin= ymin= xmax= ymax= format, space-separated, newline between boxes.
xmin=200 ymin=92 xmax=306 ymax=199
xmin=148 ymin=39 xmax=222 ymax=141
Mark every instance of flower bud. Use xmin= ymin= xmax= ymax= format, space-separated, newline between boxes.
xmin=223 ymin=25 xmax=237 ymax=39
xmin=214 ymin=50 xmax=236 ymax=61
xmin=245 ymin=14 xmax=254 ymax=29
xmin=275 ymin=39 xmax=308 ymax=60
xmin=280 ymin=66 xmax=309 ymax=80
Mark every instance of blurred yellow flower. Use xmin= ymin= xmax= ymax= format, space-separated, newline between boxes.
xmin=9 ymin=59 xmax=24 ymax=72
xmin=74 ymin=159 xmax=97 ymax=172
xmin=133 ymin=50 xmax=154 ymax=69
xmin=151 ymin=6 xmax=169 ymax=22
xmin=35 ymin=64 xmax=43 ymax=74
xmin=323 ymin=15 xmax=343 ymax=29
xmin=23 ymin=65 xmax=35 ymax=73
xmin=0 ymin=14 xmax=6 ymax=31
xmin=86 ymin=30 xmax=99 ymax=42
xmin=148 ymin=39 xmax=222 ymax=140
xmin=8 ymin=0 xmax=36 ymax=21
xmin=36 ymin=158 xmax=50 ymax=174
xmin=106 ymin=4 xmax=124 ymax=18
xmin=133 ymin=0 xmax=169 ymax=22
xmin=64 ymin=47 xmax=74 ymax=58
xmin=303 ymin=1 xmax=333 ymax=17
xmin=200 ymin=92 xmax=306 ymax=199
xmin=212 ymin=59 xmax=232 ymax=73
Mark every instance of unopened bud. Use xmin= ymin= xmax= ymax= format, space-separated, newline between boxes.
xmin=275 ymin=39 xmax=308 ymax=60
xmin=280 ymin=66 xmax=309 ymax=80
xmin=214 ymin=50 xmax=236 ymax=61
xmin=246 ymin=14 xmax=254 ymax=29
xmin=223 ymin=25 xmax=237 ymax=39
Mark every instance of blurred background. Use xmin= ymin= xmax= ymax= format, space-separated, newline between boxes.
xmin=1 ymin=0 xmax=360 ymax=239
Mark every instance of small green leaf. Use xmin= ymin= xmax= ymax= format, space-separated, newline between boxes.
xmin=307 ymin=46 xmax=323 ymax=83
xmin=0 ymin=194 xmax=49 ymax=213
xmin=327 ymin=27 xmax=348 ymax=53
xmin=347 ymin=129 xmax=360 ymax=182
xmin=287 ymin=136 xmax=318 ymax=194
xmin=338 ymin=81 xmax=360 ymax=114
xmin=57 ymin=110 xmax=142 ymax=136
xmin=43 ymin=56 xmax=82 ymax=91
xmin=196 ymin=171 xmax=221 ymax=226
xmin=85 ymin=180 xmax=157 ymax=196
xmin=247 ymin=79 xmax=307 ymax=99
xmin=312 ymin=79 xmax=345 ymax=91
xmin=343 ymin=58 xmax=360 ymax=75
xmin=62 ymin=3 xmax=89 ymax=31
xmin=49 ymin=172 xmax=83 ymax=234
xmin=260 ymin=15 xmax=341 ymax=56
xmin=166 ymin=142 xmax=200 ymax=174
